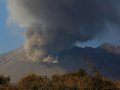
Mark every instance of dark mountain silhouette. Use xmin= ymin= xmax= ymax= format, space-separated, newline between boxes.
xmin=0 ymin=43 xmax=120 ymax=82
xmin=57 ymin=45 xmax=120 ymax=79
xmin=101 ymin=43 xmax=120 ymax=55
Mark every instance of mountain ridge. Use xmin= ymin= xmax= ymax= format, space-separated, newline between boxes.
xmin=0 ymin=43 xmax=120 ymax=82
xmin=100 ymin=43 xmax=120 ymax=55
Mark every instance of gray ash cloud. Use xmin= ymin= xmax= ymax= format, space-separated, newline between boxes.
xmin=8 ymin=0 xmax=120 ymax=61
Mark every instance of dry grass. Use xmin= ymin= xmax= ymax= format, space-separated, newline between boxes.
xmin=0 ymin=69 xmax=119 ymax=90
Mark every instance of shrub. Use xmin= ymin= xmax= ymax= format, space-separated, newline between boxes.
xmin=0 ymin=75 xmax=10 ymax=85
xmin=0 ymin=69 xmax=119 ymax=90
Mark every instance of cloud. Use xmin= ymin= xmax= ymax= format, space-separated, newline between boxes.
xmin=7 ymin=0 xmax=120 ymax=61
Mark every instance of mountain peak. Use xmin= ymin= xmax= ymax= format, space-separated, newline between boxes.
xmin=100 ymin=43 xmax=120 ymax=55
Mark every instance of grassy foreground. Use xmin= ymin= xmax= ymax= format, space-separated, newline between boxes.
xmin=0 ymin=69 xmax=120 ymax=90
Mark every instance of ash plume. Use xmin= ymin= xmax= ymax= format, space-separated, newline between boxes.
xmin=7 ymin=0 xmax=120 ymax=62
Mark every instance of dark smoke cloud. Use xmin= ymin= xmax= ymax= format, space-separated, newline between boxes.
xmin=8 ymin=0 xmax=120 ymax=62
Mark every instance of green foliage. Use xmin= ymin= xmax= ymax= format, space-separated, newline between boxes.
xmin=0 ymin=75 xmax=10 ymax=85
xmin=78 ymin=69 xmax=87 ymax=77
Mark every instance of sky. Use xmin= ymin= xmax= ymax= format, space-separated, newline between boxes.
xmin=0 ymin=0 xmax=24 ymax=54
xmin=0 ymin=0 xmax=119 ymax=54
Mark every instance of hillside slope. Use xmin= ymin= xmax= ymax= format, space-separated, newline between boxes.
xmin=0 ymin=44 xmax=120 ymax=82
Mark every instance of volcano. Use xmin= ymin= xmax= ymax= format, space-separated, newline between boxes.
xmin=0 ymin=43 xmax=120 ymax=82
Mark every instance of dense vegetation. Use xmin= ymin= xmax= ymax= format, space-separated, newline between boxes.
xmin=0 ymin=69 xmax=119 ymax=90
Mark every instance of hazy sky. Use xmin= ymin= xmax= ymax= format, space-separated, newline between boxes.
xmin=1 ymin=0 xmax=120 ymax=55
xmin=0 ymin=0 xmax=24 ymax=54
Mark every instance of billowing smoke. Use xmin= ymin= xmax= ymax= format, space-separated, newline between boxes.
xmin=7 ymin=0 xmax=120 ymax=62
